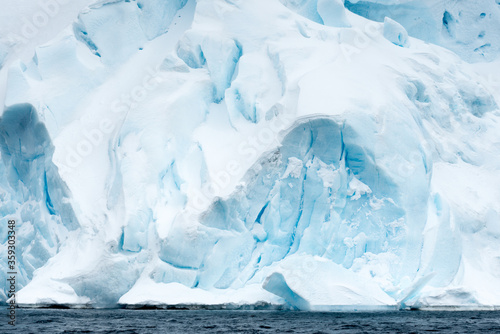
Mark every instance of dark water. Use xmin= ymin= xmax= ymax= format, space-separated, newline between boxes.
xmin=2 ymin=309 xmax=500 ymax=333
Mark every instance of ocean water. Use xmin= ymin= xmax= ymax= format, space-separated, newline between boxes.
xmin=2 ymin=309 xmax=500 ymax=333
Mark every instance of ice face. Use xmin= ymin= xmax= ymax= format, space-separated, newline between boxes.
xmin=0 ymin=104 xmax=77 ymax=226
xmin=175 ymin=116 xmax=428 ymax=294
xmin=317 ymin=0 xmax=351 ymax=28
xmin=73 ymin=0 xmax=188 ymax=65
xmin=0 ymin=104 xmax=76 ymax=301
xmin=1 ymin=0 xmax=500 ymax=309
xmin=137 ymin=0 xmax=189 ymax=40
xmin=263 ymin=272 xmax=311 ymax=310
xmin=279 ymin=0 xmax=324 ymax=24
xmin=345 ymin=0 xmax=500 ymax=62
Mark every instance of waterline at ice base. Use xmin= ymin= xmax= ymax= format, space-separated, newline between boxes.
xmin=1 ymin=0 xmax=500 ymax=311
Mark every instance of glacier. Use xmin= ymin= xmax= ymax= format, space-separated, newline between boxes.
xmin=0 ymin=0 xmax=500 ymax=310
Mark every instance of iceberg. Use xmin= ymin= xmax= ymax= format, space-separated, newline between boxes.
xmin=0 ymin=0 xmax=500 ymax=310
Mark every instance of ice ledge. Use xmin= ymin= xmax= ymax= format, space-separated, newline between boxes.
xmin=9 ymin=303 xmax=500 ymax=312
xmin=118 ymin=280 xmax=284 ymax=307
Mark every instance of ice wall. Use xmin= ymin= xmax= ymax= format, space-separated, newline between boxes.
xmin=74 ymin=0 xmax=188 ymax=65
xmin=345 ymin=0 xmax=500 ymax=62
xmin=1 ymin=0 xmax=500 ymax=309
xmin=0 ymin=104 xmax=77 ymax=301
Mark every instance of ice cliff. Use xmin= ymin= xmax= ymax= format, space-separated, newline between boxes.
xmin=1 ymin=0 xmax=500 ymax=310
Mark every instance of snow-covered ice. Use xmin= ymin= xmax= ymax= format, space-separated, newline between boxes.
xmin=1 ymin=0 xmax=500 ymax=310
xmin=383 ymin=17 xmax=409 ymax=47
